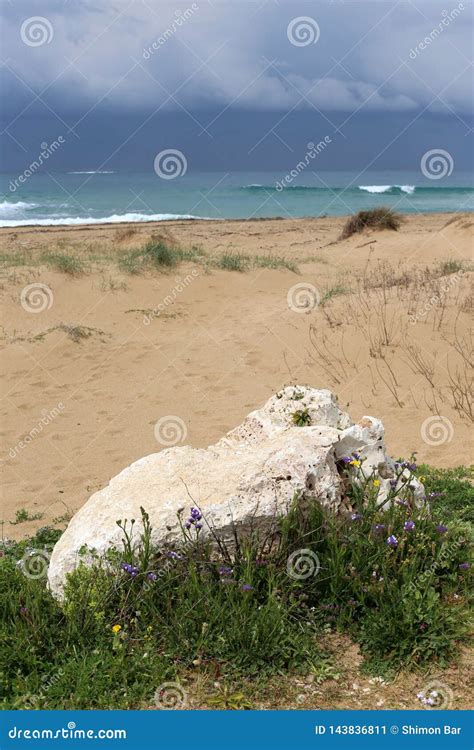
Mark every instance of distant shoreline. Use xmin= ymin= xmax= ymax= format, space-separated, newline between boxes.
xmin=1 ymin=209 xmax=471 ymax=233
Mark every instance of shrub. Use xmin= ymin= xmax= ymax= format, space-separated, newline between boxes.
xmin=339 ymin=207 xmax=402 ymax=240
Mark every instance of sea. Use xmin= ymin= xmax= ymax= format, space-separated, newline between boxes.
xmin=0 ymin=171 xmax=473 ymax=227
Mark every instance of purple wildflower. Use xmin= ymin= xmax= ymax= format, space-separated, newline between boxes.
xmin=351 ymin=513 xmax=362 ymax=522
xmin=341 ymin=456 xmax=352 ymax=464
xmin=389 ymin=479 xmax=398 ymax=488
xmin=395 ymin=498 xmax=409 ymax=507
xmin=147 ymin=572 xmax=157 ymax=581
xmin=428 ymin=491 xmax=445 ymax=500
xmin=459 ymin=562 xmax=470 ymax=571
xmin=404 ymin=520 xmax=415 ymax=531
xmin=435 ymin=524 xmax=448 ymax=534
xmin=241 ymin=584 xmax=254 ymax=591
xmin=19 ymin=606 xmax=28 ymax=616
xmin=121 ymin=563 xmax=140 ymax=577
xmin=419 ymin=622 xmax=428 ymax=631
xmin=387 ymin=535 xmax=398 ymax=548
xmin=408 ymin=463 xmax=417 ymax=472
xmin=219 ymin=566 xmax=233 ymax=576
xmin=185 ymin=506 xmax=203 ymax=529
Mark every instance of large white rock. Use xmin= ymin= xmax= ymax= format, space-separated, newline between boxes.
xmin=47 ymin=387 xmax=422 ymax=597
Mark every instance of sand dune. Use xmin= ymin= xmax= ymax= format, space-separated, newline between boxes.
xmin=1 ymin=213 xmax=472 ymax=536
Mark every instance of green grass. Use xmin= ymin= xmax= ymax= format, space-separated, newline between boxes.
xmin=10 ymin=508 xmax=44 ymax=525
xmin=438 ymin=260 xmax=464 ymax=276
xmin=321 ymin=284 xmax=348 ymax=305
xmin=0 ymin=251 xmax=33 ymax=267
xmin=253 ymin=255 xmax=298 ymax=272
xmin=118 ymin=242 xmax=204 ymax=274
xmin=214 ymin=252 xmax=250 ymax=272
xmin=41 ymin=252 xmax=86 ymax=276
xmin=1 ymin=463 xmax=471 ymax=708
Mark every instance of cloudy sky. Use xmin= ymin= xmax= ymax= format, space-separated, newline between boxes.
xmin=1 ymin=0 xmax=473 ymax=172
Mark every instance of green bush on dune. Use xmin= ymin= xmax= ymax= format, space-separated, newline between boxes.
xmin=0 ymin=464 xmax=471 ymax=709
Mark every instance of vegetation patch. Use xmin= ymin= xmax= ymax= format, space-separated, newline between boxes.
xmin=41 ymin=252 xmax=86 ymax=276
xmin=321 ymin=284 xmax=348 ymax=305
xmin=118 ymin=242 xmax=204 ymax=274
xmin=1 ymin=462 xmax=471 ymax=709
xmin=339 ymin=208 xmax=402 ymax=240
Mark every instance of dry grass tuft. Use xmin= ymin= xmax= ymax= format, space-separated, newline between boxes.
xmin=339 ymin=207 xmax=403 ymax=240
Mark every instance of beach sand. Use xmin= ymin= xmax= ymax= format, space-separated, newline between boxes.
xmin=1 ymin=212 xmax=472 ymax=536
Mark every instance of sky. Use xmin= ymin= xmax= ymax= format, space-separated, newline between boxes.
xmin=1 ymin=0 xmax=473 ymax=173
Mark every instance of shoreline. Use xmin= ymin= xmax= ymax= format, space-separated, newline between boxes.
xmin=0 ymin=209 xmax=470 ymax=236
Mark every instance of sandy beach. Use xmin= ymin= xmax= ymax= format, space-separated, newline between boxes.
xmin=1 ymin=212 xmax=472 ymax=535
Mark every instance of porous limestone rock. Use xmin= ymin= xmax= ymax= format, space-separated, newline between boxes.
xmin=47 ymin=387 xmax=423 ymax=597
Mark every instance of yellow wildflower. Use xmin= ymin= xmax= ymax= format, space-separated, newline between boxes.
xmin=111 ymin=624 xmax=121 ymax=634
xmin=373 ymin=479 xmax=380 ymax=488
xmin=349 ymin=460 xmax=361 ymax=467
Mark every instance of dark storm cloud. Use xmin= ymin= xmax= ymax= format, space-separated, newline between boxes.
xmin=2 ymin=0 xmax=472 ymax=115
xmin=0 ymin=0 xmax=472 ymax=172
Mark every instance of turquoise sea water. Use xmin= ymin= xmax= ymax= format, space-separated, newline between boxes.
xmin=0 ymin=171 xmax=472 ymax=227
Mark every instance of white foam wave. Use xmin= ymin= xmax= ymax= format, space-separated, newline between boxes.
xmin=67 ymin=171 xmax=115 ymax=174
xmin=0 ymin=212 xmax=212 ymax=228
xmin=0 ymin=200 xmax=38 ymax=217
xmin=358 ymin=185 xmax=415 ymax=194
